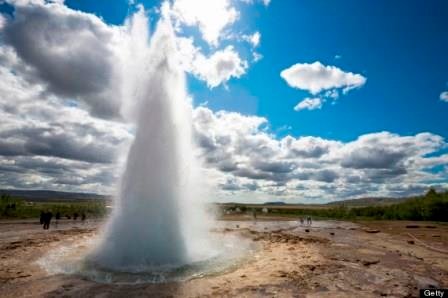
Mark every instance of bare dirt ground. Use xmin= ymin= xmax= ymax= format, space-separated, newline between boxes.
xmin=0 ymin=217 xmax=447 ymax=297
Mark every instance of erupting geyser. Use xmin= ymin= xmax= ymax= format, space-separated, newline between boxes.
xmin=89 ymin=10 xmax=211 ymax=271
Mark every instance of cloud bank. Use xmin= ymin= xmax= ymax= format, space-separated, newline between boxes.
xmin=0 ymin=1 xmax=446 ymax=203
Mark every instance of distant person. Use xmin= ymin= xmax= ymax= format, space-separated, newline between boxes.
xmin=55 ymin=212 xmax=61 ymax=228
xmin=40 ymin=211 xmax=45 ymax=225
xmin=307 ymin=216 xmax=312 ymax=226
xmin=252 ymin=209 xmax=257 ymax=221
xmin=43 ymin=211 xmax=53 ymax=230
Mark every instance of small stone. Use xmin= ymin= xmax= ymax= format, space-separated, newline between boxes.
xmin=364 ymin=229 xmax=380 ymax=233
xmin=362 ymin=259 xmax=380 ymax=266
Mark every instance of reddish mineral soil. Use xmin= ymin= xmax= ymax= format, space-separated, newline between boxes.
xmin=0 ymin=218 xmax=447 ymax=297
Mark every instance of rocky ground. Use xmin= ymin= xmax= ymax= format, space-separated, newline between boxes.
xmin=0 ymin=217 xmax=447 ymax=297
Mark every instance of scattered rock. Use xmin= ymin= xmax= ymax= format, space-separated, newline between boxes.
xmin=364 ymin=229 xmax=380 ymax=233
xmin=305 ymin=229 xmax=310 ymax=233
xmin=425 ymin=225 xmax=437 ymax=229
xmin=406 ymin=225 xmax=420 ymax=229
xmin=432 ymin=234 xmax=441 ymax=238
xmin=361 ymin=259 xmax=380 ymax=266
xmin=330 ymin=232 xmax=335 ymax=236
xmin=407 ymin=240 xmax=415 ymax=245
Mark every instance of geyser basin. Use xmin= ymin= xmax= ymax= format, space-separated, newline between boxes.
xmin=37 ymin=233 xmax=257 ymax=284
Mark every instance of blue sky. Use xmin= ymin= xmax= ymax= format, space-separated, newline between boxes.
xmin=60 ymin=0 xmax=448 ymax=142
xmin=0 ymin=0 xmax=447 ymax=201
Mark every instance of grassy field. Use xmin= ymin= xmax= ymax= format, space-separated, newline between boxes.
xmin=219 ymin=189 xmax=448 ymax=222
xmin=0 ymin=194 xmax=108 ymax=219
xmin=2 ymin=189 xmax=447 ymax=222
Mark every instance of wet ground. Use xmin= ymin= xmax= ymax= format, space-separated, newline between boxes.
xmin=0 ymin=217 xmax=447 ymax=297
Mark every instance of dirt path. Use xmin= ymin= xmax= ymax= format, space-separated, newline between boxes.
xmin=0 ymin=219 xmax=446 ymax=297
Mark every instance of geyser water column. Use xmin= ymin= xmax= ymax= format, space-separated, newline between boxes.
xmin=91 ymin=12 xmax=203 ymax=270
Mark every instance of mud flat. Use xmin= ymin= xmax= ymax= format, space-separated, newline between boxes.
xmin=0 ymin=218 xmax=447 ymax=297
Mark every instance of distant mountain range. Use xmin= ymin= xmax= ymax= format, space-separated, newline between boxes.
xmin=1 ymin=188 xmax=413 ymax=206
xmin=0 ymin=189 xmax=110 ymax=202
xmin=324 ymin=196 xmax=412 ymax=206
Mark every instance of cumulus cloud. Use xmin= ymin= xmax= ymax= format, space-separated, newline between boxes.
xmin=0 ymin=47 xmax=131 ymax=193
xmin=2 ymin=1 xmax=123 ymax=118
xmin=0 ymin=1 xmax=445 ymax=202
xmin=0 ymin=0 xmax=257 ymax=194
xmin=177 ymin=38 xmax=248 ymax=88
xmin=192 ymin=106 xmax=447 ymax=202
xmin=294 ymin=97 xmax=322 ymax=111
xmin=281 ymin=61 xmax=366 ymax=111
xmin=243 ymin=31 xmax=260 ymax=47
xmin=440 ymin=91 xmax=448 ymax=102
xmin=281 ymin=61 xmax=366 ymax=94
xmin=171 ymin=0 xmax=238 ymax=46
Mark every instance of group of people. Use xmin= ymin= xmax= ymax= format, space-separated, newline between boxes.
xmin=39 ymin=211 xmax=86 ymax=230
xmin=299 ymin=216 xmax=312 ymax=226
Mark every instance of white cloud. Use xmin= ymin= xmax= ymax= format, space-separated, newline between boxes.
xmin=192 ymin=107 xmax=447 ymax=202
xmin=2 ymin=1 xmax=124 ymax=119
xmin=0 ymin=47 xmax=131 ymax=193
xmin=262 ymin=0 xmax=271 ymax=6
xmin=171 ymin=0 xmax=238 ymax=46
xmin=294 ymin=97 xmax=322 ymax=111
xmin=280 ymin=61 xmax=366 ymax=95
xmin=243 ymin=31 xmax=260 ymax=47
xmin=252 ymin=51 xmax=263 ymax=62
xmin=1 ymin=0 xmax=445 ymax=202
xmin=177 ymin=38 xmax=248 ymax=88
xmin=440 ymin=91 xmax=448 ymax=102
xmin=240 ymin=0 xmax=271 ymax=7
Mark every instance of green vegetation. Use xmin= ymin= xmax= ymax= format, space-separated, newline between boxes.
xmin=223 ymin=189 xmax=448 ymax=222
xmin=0 ymin=194 xmax=108 ymax=219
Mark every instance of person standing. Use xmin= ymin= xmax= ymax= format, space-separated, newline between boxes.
xmin=55 ymin=211 xmax=61 ymax=228
xmin=43 ymin=210 xmax=53 ymax=230
xmin=306 ymin=216 xmax=312 ymax=226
